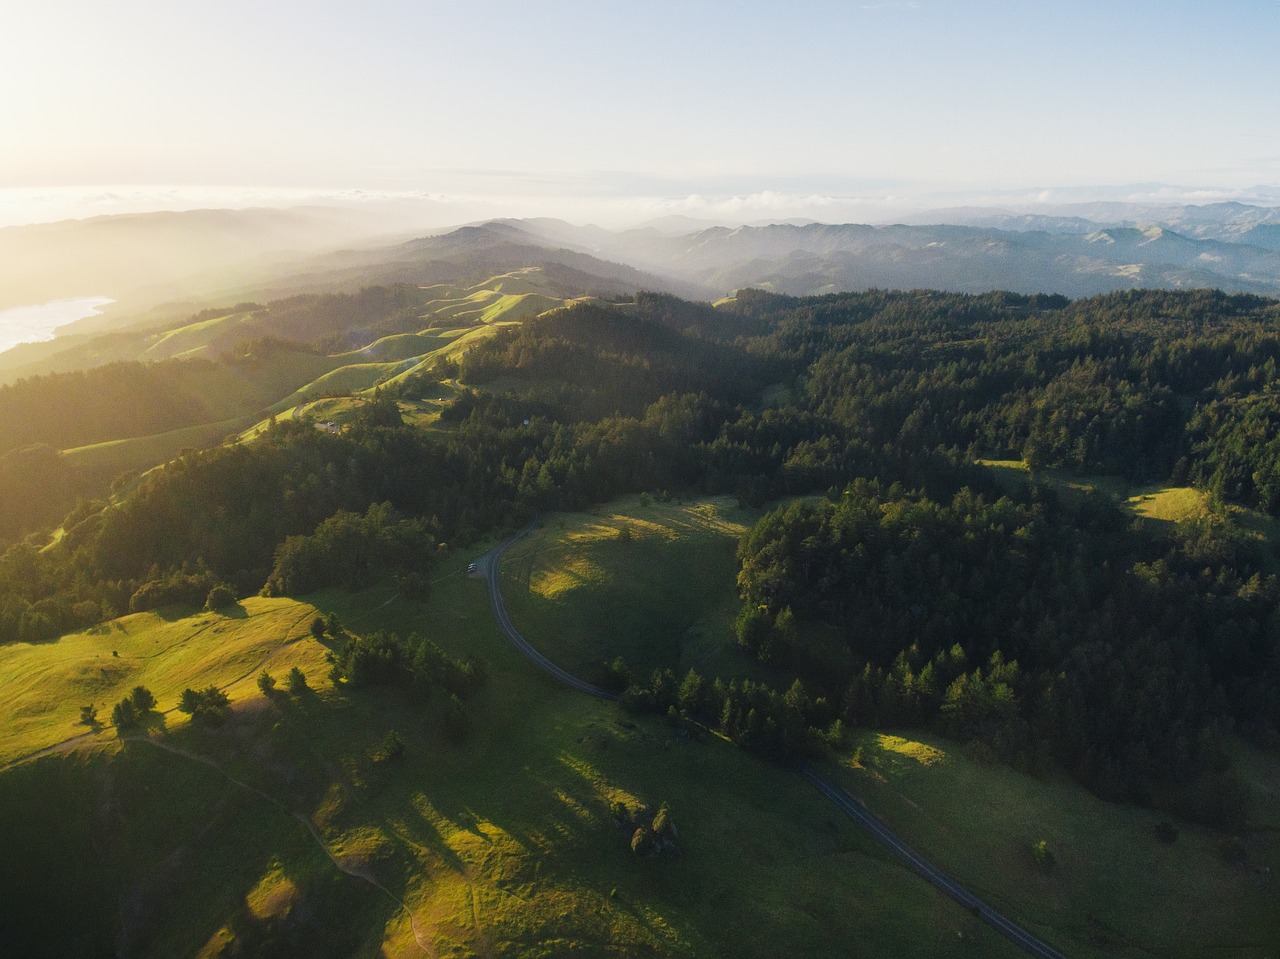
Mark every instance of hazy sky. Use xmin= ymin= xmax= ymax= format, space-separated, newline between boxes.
xmin=2 ymin=0 xmax=1279 ymax=224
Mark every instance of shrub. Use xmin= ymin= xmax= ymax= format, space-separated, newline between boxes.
xmin=630 ymin=826 xmax=655 ymax=857
xmin=128 ymin=567 xmax=216 ymax=613
xmin=652 ymin=803 xmax=674 ymax=839
xmin=371 ymin=730 xmax=406 ymax=764
xmin=204 ymin=583 xmax=237 ymax=611
xmin=1031 ymin=839 xmax=1055 ymax=872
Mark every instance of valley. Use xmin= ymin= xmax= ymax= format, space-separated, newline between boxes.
xmin=1 ymin=233 xmax=1279 ymax=957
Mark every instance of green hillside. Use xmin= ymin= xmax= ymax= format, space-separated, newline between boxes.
xmin=5 ymin=497 xmax=1272 ymax=956
xmin=6 ymin=287 xmax=1280 ymax=958
xmin=0 ymin=527 xmax=1028 ymax=959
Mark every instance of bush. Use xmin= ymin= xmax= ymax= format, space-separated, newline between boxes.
xmin=652 ymin=803 xmax=674 ymax=839
xmin=630 ymin=826 xmax=656 ymax=857
xmin=128 ymin=567 xmax=216 ymax=613
xmin=1031 ymin=839 xmax=1055 ymax=872
xmin=204 ymin=583 xmax=237 ymax=611
xmin=371 ymin=730 xmax=405 ymax=764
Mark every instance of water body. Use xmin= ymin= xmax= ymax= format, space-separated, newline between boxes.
xmin=0 ymin=296 xmax=114 ymax=355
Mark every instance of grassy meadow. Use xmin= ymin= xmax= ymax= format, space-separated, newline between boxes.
xmin=0 ymin=523 xmax=1025 ymax=959
xmin=3 ymin=495 xmax=1277 ymax=957
xmin=821 ymin=731 xmax=1280 ymax=958
xmin=497 ymin=496 xmax=758 ymax=681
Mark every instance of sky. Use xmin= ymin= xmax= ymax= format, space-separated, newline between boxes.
xmin=2 ymin=0 xmax=1279 ymax=227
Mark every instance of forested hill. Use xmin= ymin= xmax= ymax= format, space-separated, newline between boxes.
xmin=4 ymin=286 xmax=1280 ymax=825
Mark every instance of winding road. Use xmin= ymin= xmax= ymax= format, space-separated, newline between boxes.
xmin=476 ymin=517 xmax=616 ymax=701
xmin=475 ymin=516 xmax=1069 ymax=959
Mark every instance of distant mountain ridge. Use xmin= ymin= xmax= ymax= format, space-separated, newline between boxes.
xmin=580 ymin=218 xmax=1280 ymax=298
xmin=6 ymin=201 xmax=1280 ymax=370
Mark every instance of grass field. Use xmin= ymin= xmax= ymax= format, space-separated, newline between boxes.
xmin=0 ymin=596 xmax=332 ymax=768
xmin=495 ymin=497 xmax=1280 ymax=958
xmin=821 ymin=731 xmax=1280 ymax=958
xmin=4 ymin=497 xmax=1277 ymax=957
xmin=62 ymin=414 xmax=252 ymax=474
xmin=975 ymin=459 xmax=1280 ymax=547
xmin=0 ymin=521 xmax=1030 ymax=959
xmin=498 ymin=496 xmax=759 ymax=681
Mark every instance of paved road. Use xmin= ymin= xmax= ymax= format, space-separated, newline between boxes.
xmin=797 ymin=765 xmax=1067 ymax=959
xmin=478 ymin=517 xmax=1067 ymax=958
xmin=478 ymin=517 xmax=617 ymax=701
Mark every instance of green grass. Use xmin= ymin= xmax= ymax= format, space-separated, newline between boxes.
xmin=141 ymin=311 xmax=257 ymax=360
xmin=976 ymin=459 xmax=1280 ymax=545
xmin=337 ymin=332 xmax=452 ymax=363
xmin=419 ymin=281 xmax=567 ymax=329
xmin=273 ymin=360 xmax=420 ymax=409
xmin=498 ymin=496 xmax=759 ymax=681
xmin=0 ymin=596 xmax=330 ymax=768
xmin=62 ymin=414 xmax=256 ymax=475
xmin=5 ymin=498 xmax=1276 ymax=957
xmin=0 ymin=527 xmax=1030 ymax=958
xmin=1127 ymin=485 xmax=1209 ymax=523
xmin=819 ymin=731 xmax=1280 ymax=958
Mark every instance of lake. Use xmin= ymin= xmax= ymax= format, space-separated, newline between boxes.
xmin=0 ymin=296 xmax=114 ymax=355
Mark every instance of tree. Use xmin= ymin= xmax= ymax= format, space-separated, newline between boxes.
xmin=286 ymin=666 xmax=309 ymax=694
xmin=310 ymin=615 xmax=327 ymax=640
xmin=78 ymin=704 xmax=98 ymax=726
xmin=677 ymin=668 xmax=704 ymax=715
xmin=178 ymin=686 xmax=231 ymax=725
xmin=257 ymin=670 xmax=277 ymax=696
xmin=178 ymin=688 xmax=201 ymax=714
xmin=129 ymin=685 xmax=156 ymax=713
xmin=652 ymin=802 xmax=674 ymax=839
xmin=111 ymin=699 xmax=138 ymax=730
xmin=371 ymin=730 xmax=405 ymax=764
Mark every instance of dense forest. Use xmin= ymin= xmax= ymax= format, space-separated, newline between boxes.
xmin=5 ymin=285 xmax=1280 ymax=826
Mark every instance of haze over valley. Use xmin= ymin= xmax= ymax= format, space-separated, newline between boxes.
xmin=3 ymin=1 xmax=1279 ymax=957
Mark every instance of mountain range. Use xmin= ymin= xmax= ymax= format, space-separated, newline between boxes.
xmin=4 ymin=198 xmax=1280 ymax=378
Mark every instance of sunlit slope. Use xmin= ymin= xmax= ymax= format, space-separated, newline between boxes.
xmin=0 ymin=545 xmax=1027 ymax=959
xmin=7 ymin=271 xmax=577 ymax=538
xmin=498 ymin=496 xmax=758 ymax=681
xmin=977 ymin=458 xmax=1280 ymax=550
xmin=412 ymin=270 xmax=588 ymax=332
xmin=0 ymin=596 xmax=330 ymax=768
